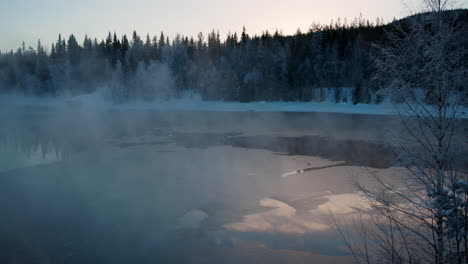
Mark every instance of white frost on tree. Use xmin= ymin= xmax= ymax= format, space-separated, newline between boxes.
xmin=338 ymin=1 xmax=467 ymax=263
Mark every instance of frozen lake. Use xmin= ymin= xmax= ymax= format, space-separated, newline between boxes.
xmin=0 ymin=105 xmax=422 ymax=263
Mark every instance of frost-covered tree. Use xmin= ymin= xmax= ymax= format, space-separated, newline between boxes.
xmin=162 ymin=35 xmax=190 ymax=93
xmin=218 ymin=56 xmax=240 ymax=101
xmin=132 ymin=61 xmax=175 ymax=100
xmin=295 ymin=58 xmax=315 ymax=100
xmin=343 ymin=1 xmax=467 ymax=263
xmin=108 ymin=61 xmax=127 ymax=102
xmin=197 ymin=60 xmax=221 ymax=100
xmin=1 ymin=11 xmax=462 ymax=102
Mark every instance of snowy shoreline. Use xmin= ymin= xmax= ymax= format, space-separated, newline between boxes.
xmin=1 ymin=94 xmax=466 ymax=118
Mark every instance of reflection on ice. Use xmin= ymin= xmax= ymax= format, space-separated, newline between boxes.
xmin=0 ymin=143 xmax=61 ymax=172
xmin=0 ymin=106 xmax=413 ymax=263
xmin=225 ymin=193 xmax=371 ymax=235
xmin=317 ymin=193 xmax=372 ymax=214
xmin=225 ymin=198 xmax=329 ymax=234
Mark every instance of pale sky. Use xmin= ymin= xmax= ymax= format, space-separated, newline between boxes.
xmin=0 ymin=0 xmax=463 ymax=51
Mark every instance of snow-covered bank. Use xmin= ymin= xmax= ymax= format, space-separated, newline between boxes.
xmin=0 ymin=94 xmax=466 ymax=117
xmin=117 ymin=100 xmax=400 ymax=115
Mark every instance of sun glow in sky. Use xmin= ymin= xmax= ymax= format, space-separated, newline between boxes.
xmin=0 ymin=0 xmax=463 ymax=51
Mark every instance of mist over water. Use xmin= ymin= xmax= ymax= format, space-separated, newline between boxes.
xmin=3 ymin=99 xmax=468 ymax=262
xmin=0 ymin=2 xmax=466 ymax=262
xmin=0 ymin=102 xmax=413 ymax=263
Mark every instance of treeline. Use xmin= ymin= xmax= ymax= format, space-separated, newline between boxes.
xmin=0 ymin=13 xmax=461 ymax=103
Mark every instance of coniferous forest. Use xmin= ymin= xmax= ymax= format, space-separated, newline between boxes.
xmin=0 ymin=11 xmax=466 ymax=104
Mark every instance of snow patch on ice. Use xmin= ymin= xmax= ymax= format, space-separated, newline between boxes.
xmin=175 ymin=209 xmax=208 ymax=229
xmin=225 ymin=193 xmax=372 ymax=235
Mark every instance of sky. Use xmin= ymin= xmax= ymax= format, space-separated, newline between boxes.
xmin=0 ymin=0 xmax=464 ymax=51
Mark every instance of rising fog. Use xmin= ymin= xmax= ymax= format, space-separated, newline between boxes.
xmin=0 ymin=4 xmax=466 ymax=264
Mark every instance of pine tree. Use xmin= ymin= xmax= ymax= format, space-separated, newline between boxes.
xmin=83 ymin=35 xmax=93 ymax=55
xmin=144 ymin=34 xmax=151 ymax=65
xmin=151 ymin=35 xmax=158 ymax=60
xmin=241 ymin=26 xmax=249 ymax=45
xmin=121 ymin=35 xmax=129 ymax=59
xmin=158 ymin=31 xmax=165 ymax=49
xmin=50 ymin=43 xmax=56 ymax=60
xmin=111 ymin=33 xmax=122 ymax=67
xmin=67 ymin=34 xmax=80 ymax=65
xmin=55 ymin=34 xmax=65 ymax=61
